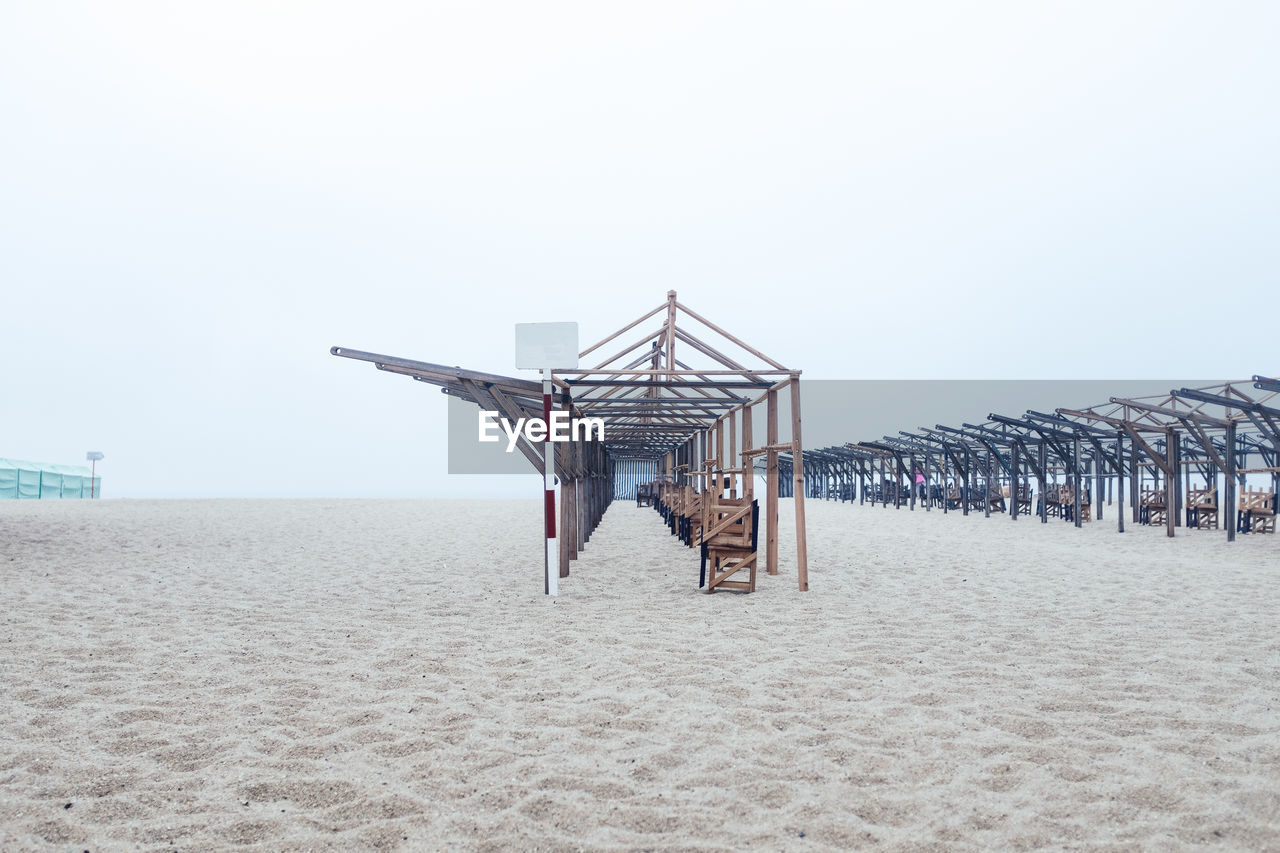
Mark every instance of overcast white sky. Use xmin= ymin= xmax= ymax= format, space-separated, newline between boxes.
xmin=2 ymin=2 xmax=1276 ymax=498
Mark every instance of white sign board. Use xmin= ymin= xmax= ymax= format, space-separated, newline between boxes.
xmin=515 ymin=322 xmax=579 ymax=370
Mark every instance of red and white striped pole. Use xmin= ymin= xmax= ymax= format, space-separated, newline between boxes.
xmin=543 ymin=368 xmax=558 ymax=596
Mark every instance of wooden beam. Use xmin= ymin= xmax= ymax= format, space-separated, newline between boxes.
xmin=461 ymin=379 xmax=546 ymax=475
xmin=674 ymin=300 xmax=789 ymax=370
xmin=577 ymin=300 xmax=668 ymax=360
xmin=587 ymin=326 xmax=667 ymax=372
xmin=790 ymin=375 xmax=809 ymax=592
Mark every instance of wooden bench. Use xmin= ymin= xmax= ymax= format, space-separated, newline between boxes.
xmin=1186 ymin=485 xmax=1218 ymax=529
xmin=1238 ymin=487 xmax=1276 ymax=534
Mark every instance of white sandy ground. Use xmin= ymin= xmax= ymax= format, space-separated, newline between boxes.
xmin=1 ymin=497 xmax=1277 ymax=852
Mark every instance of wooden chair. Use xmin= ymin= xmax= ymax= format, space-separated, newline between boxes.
xmin=1238 ymin=487 xmax=1276 ymax=534
xmin=636 ymin=482 xmax=654 ymax=508
xmin=988 ymin=483 xmax=1006 ymax=513
xmin=1186 ymin=485 xmax=1218 ymax=529
xmin=1015 ymin=483 xmax=1034 ymax=515
xmin=699 ymin=490 xmax=759 ymax=593
xmin=679 ymin=487 xmax=704 ymax=548
xmin=1140 ymin=488 xmax=1166 ymax=526
xmin=1044 ymin=485 xmax=1062 ymax=518
xmin=660 ymin=483 xmax=682 ymax=535
xmin=1060 ymin=485 xmax=1091 ymax=522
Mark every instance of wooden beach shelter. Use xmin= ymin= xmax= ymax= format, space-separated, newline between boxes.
xmin=332 ymin=291 xmax=809 ymax=591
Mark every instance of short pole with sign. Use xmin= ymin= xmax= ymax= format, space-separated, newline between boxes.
xmin=515 ymin=322 xmax=579 ymax=596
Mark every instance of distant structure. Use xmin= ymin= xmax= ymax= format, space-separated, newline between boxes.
xmin=788 ymin=376 xmax=1278 ymax=541
xmin=0 ymin=458 xmax=102 ymax=499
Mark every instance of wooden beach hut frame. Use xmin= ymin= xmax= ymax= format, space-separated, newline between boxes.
xmin=332 ymin=291 xmax=809 ymax=592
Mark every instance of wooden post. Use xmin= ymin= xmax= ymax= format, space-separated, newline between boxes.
xmin=664 ymin=290 xmax=676 ymax=380
xmin=790 ymin=375 xmax=809 ymax=592
xmin=1038 ymin=442 xmax=1047 ymax=524
xmin=908 ymin=454 xmax=917 ymax=511
xmin=984 ymin=450 xmax=991 ymax=519
xmin=924 ymin=451 xmax=932 ymax=512
xmin=1094 ymin=455 xmax=1103 ymax=522
xmin=559 ymin=481 xmax=571 ymax=576
xmin=1073 ymin=436 xmax=1083 ymax=529
xmin=742 ymin=403 xmax=754 ymax=500
xmin=576 ymin=477 xmax=584 ymax=551
xmin=1165 ymin=429 xmax=1176 ymax=538
xmin=1184 ymin=449 xmax=1192 ymax=527
xmin=940 ymin=454 xmax=947 ymax=514
xmin=1116 ymin=431 xmax=1125 ymax=534
xmin=728 ymin=408 xmax=738 ymax=497
xmin=715 ymin=418 xmax=724 ymax=492
xmin=1130 ymin=443 xmax=1140 ymax=524
xmin=1225 ymin=421 xmax=1237 ymax=542
xmin=766 ymin=388 xmax=779 ymax=575
xmin=567 ymin=478 xmax=579 ymax=560
xmin=1009 ymin=444 xmax=1019 ymax=520
xmin=1172 ymin=432 xmax=1183 ymax=527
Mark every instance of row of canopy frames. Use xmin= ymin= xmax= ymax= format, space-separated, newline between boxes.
xmin=333 ymin=291 xmax=809 ymax=590
xmin=785 ymin=377 xmax=1279 ymax=541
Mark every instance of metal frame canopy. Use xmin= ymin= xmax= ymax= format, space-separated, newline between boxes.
xmin=332 ymin=290 xmax=809 ymax=590
xmin=790 ymin=377 xmax=1278 ymax=544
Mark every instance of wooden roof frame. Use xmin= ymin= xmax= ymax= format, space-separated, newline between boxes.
xmin=332 ymin=290 xmax=810 ymax=591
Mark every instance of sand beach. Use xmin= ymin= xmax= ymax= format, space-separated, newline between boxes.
xmin=2 ymin=497 xmax=1277 ymax=851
